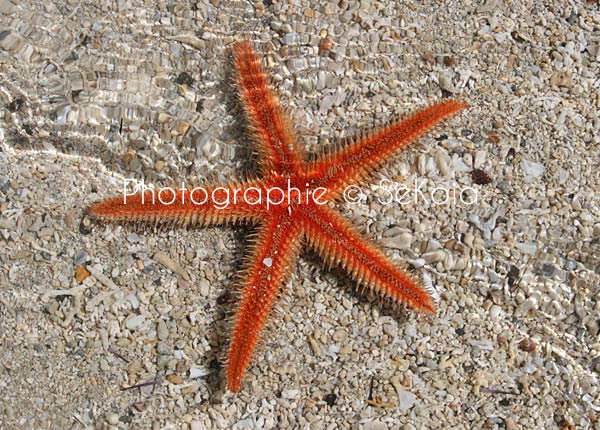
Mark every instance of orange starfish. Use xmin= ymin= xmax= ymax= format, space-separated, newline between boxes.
xmin=88 ymin=40 xmax=467 ymax=392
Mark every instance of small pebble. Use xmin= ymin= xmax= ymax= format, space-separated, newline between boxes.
xmin=125 ymin=314 xmax=145 ymax=330
xmin=105 ymin=413 xmax=119 ymax=425
xmin=74 ymin=265 xmax=90 ymax=283
xmin=166 ymin=374 xmax=183 ymax=385
xmin=397 ymin=389 xmax=417 ymax=412
xmin=153 ymin=251 xmax=190 ymax=281
xmin=281 ymin=389 xmax=300 ymax=399
xmin=489 ymin=305 xmax=502 ymax=322
xmin=157 ymin=320 xmax=168 ymax=340
xmin=363 ymin=420 xmax=387 ymax=430
xmin=189 ymin=366 xmax=211 ymax=378
xmin=190 ymin=421 xmax=203 ymax=430
xmin=332 ymin=329 xmax=347 ymax=342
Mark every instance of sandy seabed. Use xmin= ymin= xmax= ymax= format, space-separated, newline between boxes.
xmin=1 ymin=1 xmax=599 ymax=429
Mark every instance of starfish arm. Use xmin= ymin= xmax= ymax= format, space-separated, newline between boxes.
xmin=233 ymin=40 xmax=303 ymax=174
xmin=87 ymin=179 xmax=268 ymax=226
xmin=227 ymin=209 xmax=303 ymax=392
xmin=305 ymin=100 xmax=468 ymax=195
xmin=300 ymin=204 xmax=436 ymax=313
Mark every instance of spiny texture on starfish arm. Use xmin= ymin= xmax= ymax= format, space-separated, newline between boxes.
xmin=88 ymin=40 xmax=468 ymax=393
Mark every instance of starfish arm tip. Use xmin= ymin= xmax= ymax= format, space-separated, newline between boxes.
xmin=455 ymin=99 xmax=470 ymax=110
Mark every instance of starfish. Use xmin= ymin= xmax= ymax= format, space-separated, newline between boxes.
xmin=88 ymin=40 xmax=467 ymax=392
